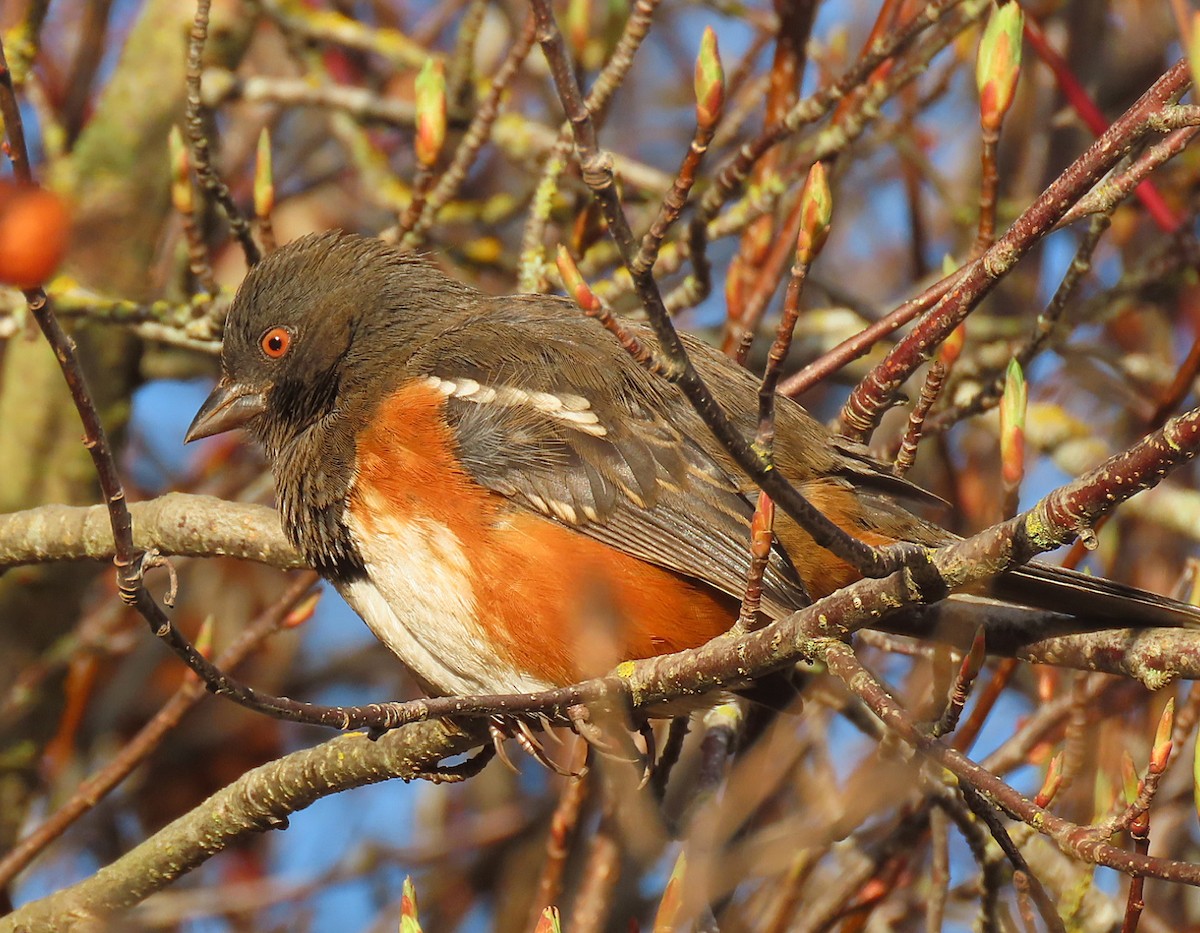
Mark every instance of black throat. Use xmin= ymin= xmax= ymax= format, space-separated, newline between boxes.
xmin=267 ymin=402 xmax=367 ymax=582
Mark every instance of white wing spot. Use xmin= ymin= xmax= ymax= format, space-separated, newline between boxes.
xmin=427 ymin=376 xmax=608 ymax=436
xmin=529 ymin=391 xmax=563 ymax=412
xmin=559 ymin=393 xmax=591 ymax=412
xmin=492 ymin=386 xmax=525 ymax=406
xmin=557 ymin=409 xmax=600 ymax=425
xmin=546 ymin=499 xmax=579 ymax=524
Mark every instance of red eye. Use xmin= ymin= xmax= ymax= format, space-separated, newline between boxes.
xmin=260 ymin=326 xmax=292 ymax=359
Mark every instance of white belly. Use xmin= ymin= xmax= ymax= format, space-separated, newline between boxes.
xmin=341 ymin=510 xmax=553 ymax=696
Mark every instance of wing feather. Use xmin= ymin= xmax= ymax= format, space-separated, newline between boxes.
xmin=409 ymin=312 xmax=811 ymax=616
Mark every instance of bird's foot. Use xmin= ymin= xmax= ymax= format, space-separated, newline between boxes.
xmin=489 ymin=715 xmax=582 ymax=777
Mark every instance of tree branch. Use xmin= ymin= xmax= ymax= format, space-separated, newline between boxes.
xmin=0 ymin=493 xmax=301 ymax=570
xmin=0 ymin=720 xmax=481 ymax=931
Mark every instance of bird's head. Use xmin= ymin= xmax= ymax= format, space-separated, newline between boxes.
xmin=185 ymin=231 xmax=468 ymax=457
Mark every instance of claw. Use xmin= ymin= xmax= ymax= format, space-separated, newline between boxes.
xmin=537 ymin=713 xmax=564 ymax=744
xmin=637 ymin=722 xmax=657 ymax=789
xmin=567 ymin=704 xmax=645 ymax=766
xmin=488 ymin=715 xmax=585 ymax=776
xmin=513 ymin=719 xmax=580 ymax=777
xmin=567 ymin=704 xmax=615 ymax=753
xmin=490 ymin=718 xmax=521 ymax=774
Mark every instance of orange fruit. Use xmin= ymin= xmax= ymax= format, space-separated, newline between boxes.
xmin=0 ymin=182 xmax=70 ymax=289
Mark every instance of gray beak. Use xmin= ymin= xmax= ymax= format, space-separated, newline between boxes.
xmin=185 ymin=379 xmax=267 ymax=443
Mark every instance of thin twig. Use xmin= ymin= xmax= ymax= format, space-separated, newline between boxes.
xmin=779 ymin=265 xmax=965 ymax=397
xmin=184 ymin=0 xmax=261 ymax=267
xmin=0 ymin=573 xmax=319 ymax=888
xmin=1024 ymin=15 xmax=1179 ymax=232
xmin=395 ymin=16 xmax=538 ymax=249
xmin=956 ymin=780 xmax=1067 ymax=933
xmin=1059 ymin=125 xmax=1200 ymax=227
xmin=930 ymin=209 xmax=1113 ymax=433
xmin=651 ymin=717 xmax=690 ymax=802
xmin=754 ymin=252 xmax=811 ymax=453
xmin=687 ymin=0 xmax=969 ymax=310
xmin=824 ymin=639 xmax=1200 ymax=886
xmin=841 ymin=60 xmax=1192 ymax=442
xmin=930 ymin=628 xmax=985 ymax=738
xmin=568 ymin=795 xmax=621 ymax=933
xmin=892 ymin=361 xmax=945 ymax=476
xmin=518 ymin=0 xmax=660 ymax=291
xmin=926 ymin=804 xmax=950 ymax=933
xmin=530 ymin=0 xmax=928 ymax=581
xmin=528 ymin=739 xmax=591 ymax=926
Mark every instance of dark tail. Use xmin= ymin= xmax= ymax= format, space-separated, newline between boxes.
xmin=986 ymin=562 xmax=1200 ymax=631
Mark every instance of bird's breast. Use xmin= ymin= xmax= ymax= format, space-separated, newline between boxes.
xmin=340 ymin=504 xmax=552 ymax=696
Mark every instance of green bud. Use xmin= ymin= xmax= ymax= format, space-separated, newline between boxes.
xmin=976 ymin=2 xmax=1024 ymax=130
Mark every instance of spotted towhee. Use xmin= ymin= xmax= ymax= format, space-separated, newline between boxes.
xmin=186 ymin=232 xmax=1200 ymax=699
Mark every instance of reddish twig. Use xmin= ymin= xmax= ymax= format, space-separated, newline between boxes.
xmin=756 ymin=253 xmax=813 ymax=452
xmin=632 ymin=26 xmax=723 ymax=277
xmin=930 ymin=629 xmax=986 ymax=738
xmin=778 ymin=265 xmax=965 ymax=398
xmin=567 ymin=796 xmax=621 ymax=933
xmin=735 ymin=493 xmax=775 ymax=633
xmin=1150 ymin=289 xmax=1200 ymax=428
xmin=687 ymin=0 xmax=967 ymax=316
xmin=1023 ymin=15 xmax=1180 ymax=232
xmin=721 ymin=0 xmax=817 ymax=355
xmin=892 ymin=361 xmax=945 ymax=476
xmin=1059 ymin=124 xmax=1199 ymax=228
xmin=528 ymin=739 xmax=591 ymax=927
xmin=840 ymin=59 xmax=1192 ymax=442
xmin=929 ymin=210 xmax=1111 ymax=433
